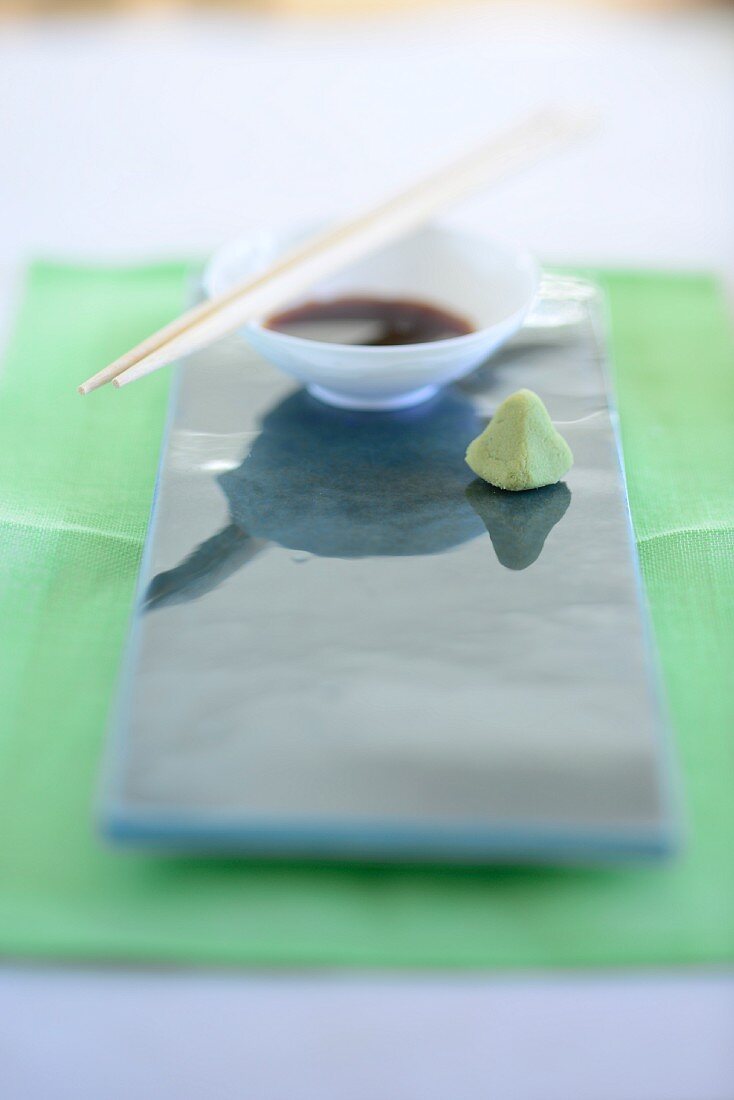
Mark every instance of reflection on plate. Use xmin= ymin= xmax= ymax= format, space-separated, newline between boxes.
xmin=466 ymin=479 xmax=571 ymax=571
xmin=145 ymin=389 xmax=569 ymax=610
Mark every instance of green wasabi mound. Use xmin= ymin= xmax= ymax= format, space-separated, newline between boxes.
xmin=465 ymin=389 xmax=573 ymax=491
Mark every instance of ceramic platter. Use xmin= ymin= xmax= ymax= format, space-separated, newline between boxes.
xmin=101 ymin=277 xmax=678 ymax=861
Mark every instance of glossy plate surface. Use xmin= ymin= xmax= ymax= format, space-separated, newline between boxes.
xmin=102 ymin=278 xmax=678 ymax=861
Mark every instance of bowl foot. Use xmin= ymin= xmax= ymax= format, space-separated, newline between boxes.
xmin=307 ymin=384 xmax=440 ymax=411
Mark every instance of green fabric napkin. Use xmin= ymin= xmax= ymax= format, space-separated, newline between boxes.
xmin=0 ymin=261 xmax=732 ymax=968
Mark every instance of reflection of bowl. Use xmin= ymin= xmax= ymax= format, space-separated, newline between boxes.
xmin=220 ymin=388 xmax=485 ymax=558
xmin=144 ymin=391 xmax=574 ymax=612
xmin=203 ymin=223 xmax=539 ymax=411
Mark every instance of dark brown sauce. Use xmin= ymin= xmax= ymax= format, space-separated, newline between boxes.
xmin=265 ymin=295 xmax=474 ymax=346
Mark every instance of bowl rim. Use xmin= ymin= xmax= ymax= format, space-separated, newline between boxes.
xmin=203 ymin=223 xmax=540 ymax=357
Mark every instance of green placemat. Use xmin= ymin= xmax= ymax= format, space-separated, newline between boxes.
xmin=0 ymin=261 xmax=732 ymax=968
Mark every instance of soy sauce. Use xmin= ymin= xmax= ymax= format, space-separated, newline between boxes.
xmin=265 ymin=295 xmax=474 ymax=346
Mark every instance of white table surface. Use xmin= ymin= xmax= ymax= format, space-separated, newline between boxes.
xmin=1 ymin=4 xmax=733 ymax=1098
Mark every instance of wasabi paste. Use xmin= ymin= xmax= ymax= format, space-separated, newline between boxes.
xmin=465 ymin=389 xmax=573 ymax=491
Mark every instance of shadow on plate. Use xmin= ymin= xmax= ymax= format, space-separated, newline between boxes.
xmin=466 ymin=479 xmax=571 ymax=571
xmin=145 ymin=388 xmax=571 ymax=610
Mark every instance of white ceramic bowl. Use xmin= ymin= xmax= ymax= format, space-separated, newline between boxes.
xmin=203 ymin=223 xmax=539 ymax=411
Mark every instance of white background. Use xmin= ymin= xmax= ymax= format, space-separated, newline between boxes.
xmin=1 ymin=3 xmax=733 ymax=1097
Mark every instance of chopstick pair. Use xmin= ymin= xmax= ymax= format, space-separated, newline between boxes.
xmin=78 ymin=108 xmax=594 ymax=396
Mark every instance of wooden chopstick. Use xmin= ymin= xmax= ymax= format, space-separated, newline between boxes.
xmin=79 ymin=109 xmax=594 ymax=395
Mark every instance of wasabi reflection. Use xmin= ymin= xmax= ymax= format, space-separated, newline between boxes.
xmin=466 ymin=479 xmax=571 ymax=570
